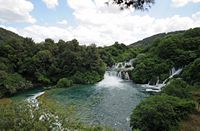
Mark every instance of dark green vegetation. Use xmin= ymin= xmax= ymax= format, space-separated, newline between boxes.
xmin=0 ymin=27 xmax=200 ymax=130
xmin=0 ymin=96 xmax=113 ymax=130
xmin=56 ymin=78 xmax=73 ymax=88
xmin=0 ymin=27 xmax=105 ymax=98
xmin=99 ymin=42 xmax=142 ymax=66
xmin=130 ymin=94 xmax=195 ymax=131
xmin=130 ymin=78 xmax=199 ymax=131
xmin=128 ymin=28 xmax=200 ymax=131
xmin=101 ymin=28 xmax=200 ymax=85
xmin=130 ymin=28 xmax=200 ymax=84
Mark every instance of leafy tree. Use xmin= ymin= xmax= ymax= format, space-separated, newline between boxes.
xmin=2 ymin=73 xmax=33 ymax=95
xmin=131 ymin=56 xmax=170 ymax=84
xmin=107 ymin=0 xmax=155 ymax=10
xmin=130 ymin=94 xmax=195 ymax=131
xmin=181 ymin=58 xmax=200 ymax=86
xmin=161 ymin=79 xmax=192 ymax=99
xmin=56 ymin=78 xmax=73 ymax=88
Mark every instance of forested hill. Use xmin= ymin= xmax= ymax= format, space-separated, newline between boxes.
xmin=100 ymin=27 xmax=200 ymax=86
xmin=0 ymin=28 xmax=106 ymax=98
xmin=0 ymin=28 xmax=24 ymax=44
xmin=129 ymin=30 xmax=185 ymax=48
xmin=0 ymin=27 xmax=200 ymax=98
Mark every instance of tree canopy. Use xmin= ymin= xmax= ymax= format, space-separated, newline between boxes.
xmin=108 ymin=0 xmax=155 ymax=10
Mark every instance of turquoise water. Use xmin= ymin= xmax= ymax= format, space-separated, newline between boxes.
xmin=11 ymin=87 xmax=44 ymax=102
xmin=11 ymin=73 xmax=148 ymax=130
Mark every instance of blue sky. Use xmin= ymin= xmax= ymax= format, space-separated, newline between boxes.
xmin=0 ymin=0 xmax=200 ymax=46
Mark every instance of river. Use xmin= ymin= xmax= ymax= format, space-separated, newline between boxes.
xmin=11 ymin=71 xmax=148 ymax=130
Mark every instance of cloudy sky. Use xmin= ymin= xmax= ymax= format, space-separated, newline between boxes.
xmin=0 ymin=0 xmax=200 ymax=46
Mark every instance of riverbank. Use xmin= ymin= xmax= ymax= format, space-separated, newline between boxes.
xmin=0 ymin=98 xmax=12 ymax=105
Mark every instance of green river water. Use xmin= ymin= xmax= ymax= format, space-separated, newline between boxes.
xmin=11 ymin=72 xmax=148 ymax=130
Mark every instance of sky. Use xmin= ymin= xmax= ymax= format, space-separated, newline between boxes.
xmin=0 ymin=0 xmax=200 ymax=46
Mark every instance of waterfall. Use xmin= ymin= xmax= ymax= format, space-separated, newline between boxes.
xmin=27 ymin=92 xmax=45 ymax=107
xmin=170 ymin=67 xmax=176 ymax=76
xmin=144 ymin=67 xmax=183 ymax=92
xmin=124 ymin=72 xmax=130 ymax=80
xmin=118 ymin=71 xmax=122 ymax=78
xmin=96 ymin=71 xmax=124 ymax=89
xmin=156 ymin=77 xmax=160 ymax=86
xmin=169 ymin=68 xmax=183 ymax=79
xmin=110 ymin=59 xmax=135 ymax=80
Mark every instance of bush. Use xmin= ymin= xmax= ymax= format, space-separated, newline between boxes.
xmin=161 ymin=79 xmax=192 ymax=99
xmin=72 ymin=71 xmax=102 ymax=84
xmin=3 ymin=73 xmax=33 ymax=95
xmin=56 ymin=78 xmax=73 ymax=88
xmin=130 ymin=94 xmax=195 ymax=131
xmin=35 ymin=72 xmax=51 ymax=85
xmin=181 ymin=58 xmax=200 ymax=86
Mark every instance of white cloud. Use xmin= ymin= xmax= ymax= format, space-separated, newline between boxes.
xmin=57 ymin=20 xmax=68 ymax=25
xmin=42 ymin=0 xmax=58 ymax=9
xmin=18 ymin=25 xmax=74 ymax=42
xmin=0 ymin=0 xmax=36 ymax=23
xmin=1 ymin=0 xmax=200 ymax=46
xmin=172 ymin=0 xmax=200 ymax=7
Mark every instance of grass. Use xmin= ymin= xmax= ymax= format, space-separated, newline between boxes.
xmin=180 ymin=111 xmax=200 ymax=131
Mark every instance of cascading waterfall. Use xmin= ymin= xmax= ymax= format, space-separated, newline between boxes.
xmin=124 ymin=72 xmax=130 ymax=80
xmin=156 ymin=77 xmax=160 ymax=86
xmin=109 ymin=59 xmax=135 ymax=80
xmin=143 ymin=67 xmax=183 ymax=92
xmin=27 ymin=92 xmax=45 ymax=107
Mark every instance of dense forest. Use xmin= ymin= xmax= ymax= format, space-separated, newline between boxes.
xmin=0 ymin=27 xmax=105 ymax=98
xmin=0 ymin=27 xmax=200 ymax=130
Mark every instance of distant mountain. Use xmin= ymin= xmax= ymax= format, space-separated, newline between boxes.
xmin=129 ymin=31 xmax=185 ymax=48
xmin=0 ymin=27 xmax=24 ymax=44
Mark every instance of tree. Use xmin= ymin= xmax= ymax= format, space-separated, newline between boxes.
xmin=107 ymin=0 xmax=155 ymax=10
xmin=56 ymin=78 xmax=73 ymax=88
xmin=161 ymin=79 xmax=192 ymax=99
xmin=130 ymin=94 xmax=195 ymax=131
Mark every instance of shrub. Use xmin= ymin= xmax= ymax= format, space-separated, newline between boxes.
xmin=3 ymin=73 xmax=33 ymax=95
xmin=72 ymin=71 xmax=102 ymax=84
xmin=161 ymin=79 xmax=192 ymax=99
xmin=181 ymin=58 xmax=200 ymax=86
xmin=35 ymin=72 xmax=51 ymax=85
xmin=56 ymin=78 xmax=73 ymax=88
xmin=130 ymin=94 xmax=195 ymax=131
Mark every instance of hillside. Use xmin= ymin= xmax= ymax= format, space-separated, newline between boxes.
xmin=0 ymin=28 xmax=24 ymax=44
xmin=129 ymin=30 xmax=185 ymax=48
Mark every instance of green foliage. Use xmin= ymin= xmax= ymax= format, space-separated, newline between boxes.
xmin=130 ymin=94 xmax=196 ymax=131
xmin=0 ymin=102 xmax=53 ymax=130
xmin=0 ymin=97 xmax=114 ymax=130
xmin=2 ymin=73 xmax=33 ymax=95
xmin=131 ymin=55 xmax=170 ymax=84
xmin=0 ymin=27 xmax=24 ymax=44
xmin=99 ymin=42 xmax=142 ymax=66
xmin=72 ymin=71 xmax=102 ymax=84
xmin=56 ymin=78 xmax=73 ymax=88
xmin=0 ymin=28 xmax=106 ymax=97
xmin=35 ymin=72 xmax=51 ymax=85
xmin=181 ymin=58 xmax=200 ymax=86
xmin=161 ymin=79 xmax=192 ymax=99
xmin=128 ymin=28 xmax=200 ymax=84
